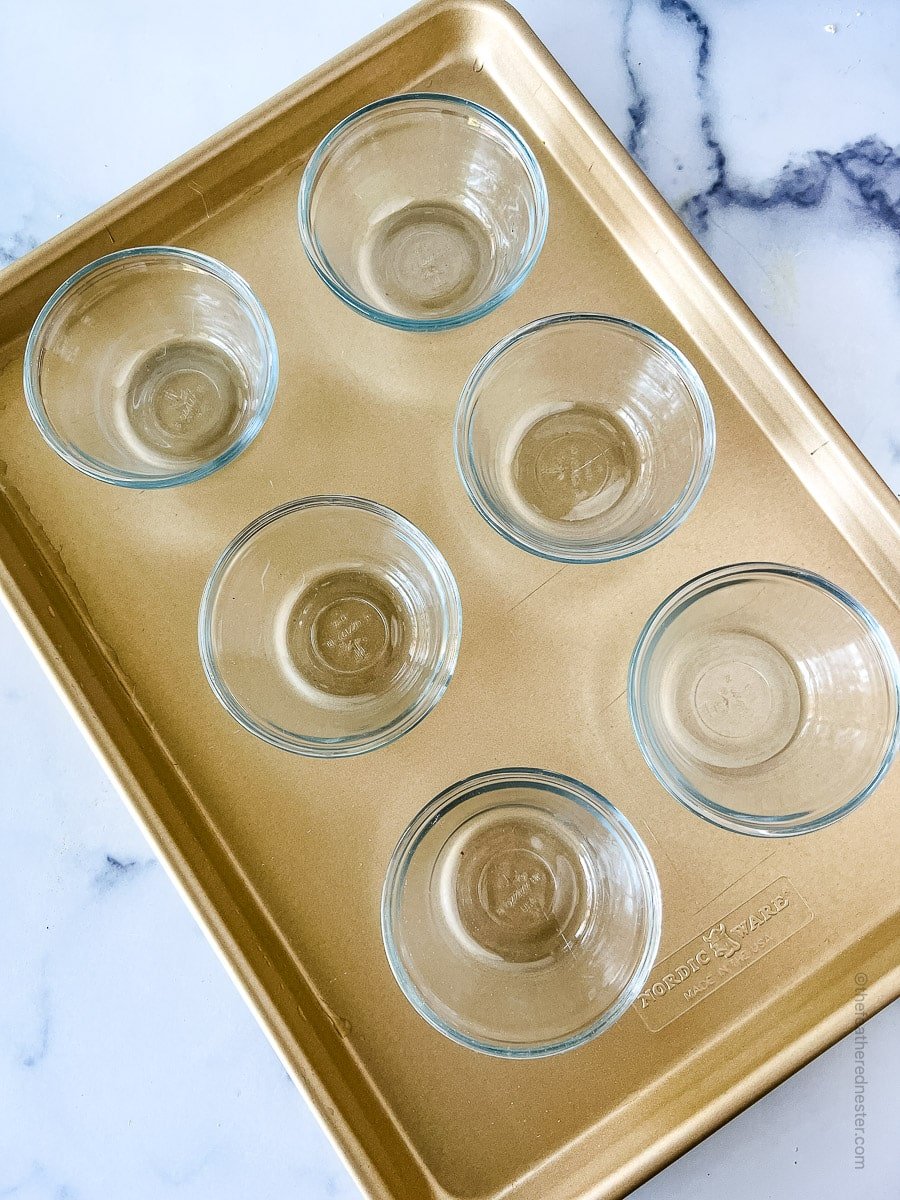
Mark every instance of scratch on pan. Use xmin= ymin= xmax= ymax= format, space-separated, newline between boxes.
xmin=640 ymin=820 xmax=685 ymax=882
xmin=189 ymin=182 xmax=211 ymax=221
xmin=597 ymin=687 xmax=626 ymax=716
xmin=695 ymin=851 xmax=778 ymax=915
xmin=508 ymin=565 xmax=567 ymax=613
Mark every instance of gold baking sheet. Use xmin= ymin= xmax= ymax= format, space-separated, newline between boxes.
xmin=0 ymin=3 xmax=897 ymax=1198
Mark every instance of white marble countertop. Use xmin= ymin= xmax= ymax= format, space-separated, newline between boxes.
xmin=1 ymin=2 xmax=898 ymax=1198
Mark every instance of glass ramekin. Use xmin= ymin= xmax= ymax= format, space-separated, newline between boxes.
xmin=199 ymin=497 xmax=462 ymax=757
xmin=628 ymin=563 xmax=900 ymax=836
xmin=454 ymin=313 xmax=715 ymax=562
xmin=24 ymin=246 xmax=278 ymax=488
xmin=382 ymin=768 xmax=662 ymax=1058
xmin=298 ymin=93 xmax=548 ymax=331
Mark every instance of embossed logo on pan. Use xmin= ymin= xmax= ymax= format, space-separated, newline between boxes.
xmin=635 ymin=876 xmax=812 ymax=1032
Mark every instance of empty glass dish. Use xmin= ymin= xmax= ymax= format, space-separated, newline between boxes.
xmin=199 ymin=497 xmax=462 ymax=757
xmin=382 ymin=768 xmax=661 ymax=1057
xmin=629 ymin=563 xmax=900 ymax=836
xmin=298 ymin=93 xmax=548 ymax=330
xmin=454 ymin=313 xmax=715 ymax=562
xmin=24 ymin=246 xmax=278 ymax=487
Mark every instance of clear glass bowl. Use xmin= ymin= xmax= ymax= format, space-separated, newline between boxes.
xmin=24 ymin=246 xmax=278 ymax=488
xmin=382 ymin=768 xmax=661 ymax=1057
xmin=298 ymin=93 xmax=548 ymax=331
xmin=454 ymin=313 xmax=715 ymax=562
xmin=199 ymin=497 xmax=462 ymax=757
xmin=629 ymin=563 xmax=900 ymax=836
